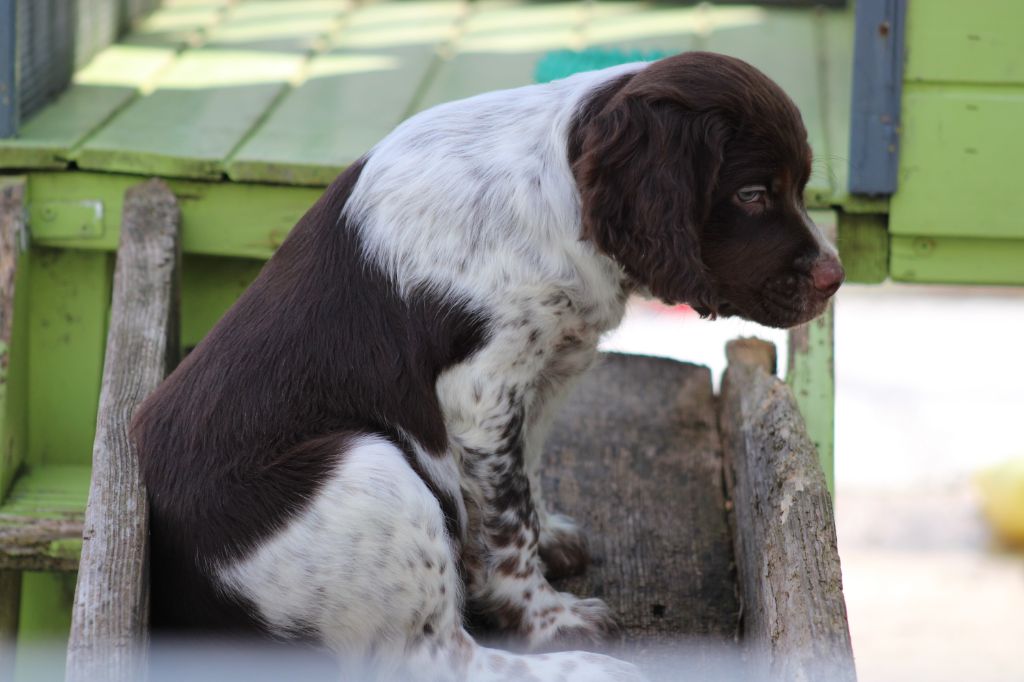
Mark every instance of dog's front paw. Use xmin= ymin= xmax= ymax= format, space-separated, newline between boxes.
xmin=539 ymin=513 xmax=589 ymax=580
xmin=527 ymin=592 xmax=618 ymax=652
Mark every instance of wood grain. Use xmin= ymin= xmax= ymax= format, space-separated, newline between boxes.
xmin=543 ymin=352 xmax=740 ymax=676
xmin=65 ymin=179 xmax=181 ymax=682
xmin=719 ymin=338 xmax=855 ymax=681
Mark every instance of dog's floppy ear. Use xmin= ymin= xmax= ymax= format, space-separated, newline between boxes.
xmin=573 ymin=93 xmax=726 ymax=314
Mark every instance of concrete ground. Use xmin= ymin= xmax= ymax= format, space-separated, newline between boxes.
xmin=601 ymin=283 xmax=1024 ymax=682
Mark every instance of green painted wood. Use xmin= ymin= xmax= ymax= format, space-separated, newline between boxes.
xmin=416 ymin=0 xmax=585 ymax=111
xmin=181 ymin=255 xmax=263 ymax=350
xmin=0 ymin=465 xmax=88 ymax=572
xmin=72 ymin=0 xmax=350 ymax=179
xmin=204 ymin=0 xmax=348 ymax=53
xmin=582 ymin=2 xmax=700 ymax=52
xmin=890 ymin=235 xmax=1024 ymax=286
xmin=25 ymin=172 xmax=322 ymax=260
xmin=228 ymin=0 xmax=466 ymax=185
xmin=15 ymin=571 xmax=76 ymax=680
xmin=787 ymin=210 xmax=837 ymax=494
xmin=72 ymin=49 xmax=310 ymax=179
xmin=0 ymin=467 xmax=90 ymax=521
xmin=26 ymin=251 xmax=112 ymax=468
xmin=0 ymin=45 xmax=178 ymax=170
xmin=119 ymin=0 xmax=231 ymax=49
xmin=904 ymin=0 xmax=1024 ymax=85
xmin=890 ymin=85 xmax=1024 ymax=240
xmin=837 ymin=212 xmax=887 ymax=284
xmin=818 ymin=8 xmax=853 ymax=208
xmin=704 ymin=8 xmax=832 ymax=204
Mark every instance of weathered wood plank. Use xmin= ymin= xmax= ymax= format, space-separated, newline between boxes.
xmin=65 ymin=180 xmax=181 ymax=682
xmin=0 ymin=177 xmax=25 ymax=498
xmin=719 ymin=338 xmax=855 ymax=681
xmin=543 ymin=353 xmax=740 ymax=671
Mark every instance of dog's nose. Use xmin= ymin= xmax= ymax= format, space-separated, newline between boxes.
xmin=810 ymin=256 xmax=845 ymax=298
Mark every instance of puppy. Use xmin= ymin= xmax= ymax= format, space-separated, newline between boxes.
xmin=134 ymin=51 xmax=843 ymax=680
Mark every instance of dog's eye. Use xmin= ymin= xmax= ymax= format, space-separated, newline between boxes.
xmin=735 ymin=185 xmax=767 ymax=204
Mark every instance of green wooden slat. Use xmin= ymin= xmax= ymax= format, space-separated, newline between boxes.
xmin=837 ymin=212 xmax=888 ymax=284
xmin=788 ymin=209 xmax=837 ymax=493
xmin=204 ymin=0 xmax=349 ymax=53
xmin=704 ymin=8 xmax=832 ymax=204
xmin=120 ymin=0 xmax=232 ymax=48
xmin=890 ymin=235 xmax=1024 ymax=286
xmin=0 ymin=45 xmax=177 ymax=170
xmin=26 ymin=171 xmax=322 ymax=260
xmin=905 ymin=0 xmax=1024 ymax=86
xmin=890 ymin=85 xmax=1024 ymax=240
xmin=74 ymin=1 xmax=347 ymax=180
xmin=582 ymin=2 xmax=700 ymax=52
xmin=416 ymin=0 xmax=586 ymax=111
xmin=27 ymin=250 xmax=112 ymax=467
xmin=72 ymin=49 xmax=309 ymax=179
xmin=0 ymin=466 xmax=90 ymax=520
xmin=228 ymin=0 xmax=467 ymax=185
xmin=817 ymin=8 xmax=852 ymax=208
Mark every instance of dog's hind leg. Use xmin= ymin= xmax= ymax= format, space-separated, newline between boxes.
xmin=216 ymin=434 xmax=639 ymax=681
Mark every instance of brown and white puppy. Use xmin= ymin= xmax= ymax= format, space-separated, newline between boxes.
xmin=135 ymin=51 xmax=842 ymax=681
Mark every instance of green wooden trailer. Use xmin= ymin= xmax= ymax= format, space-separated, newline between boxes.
xmin=0 ymin=0 xmax=1019 ymax=678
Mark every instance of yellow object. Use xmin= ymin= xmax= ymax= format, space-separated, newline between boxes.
xmin=976 ymin=458 xmax=1024 ymax=547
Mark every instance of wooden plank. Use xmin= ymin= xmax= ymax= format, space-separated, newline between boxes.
xmin=119 ymin=0 xmax=232 ymax=49
xmin=0 ymin=466 xmax=91 ymax=571
xmin=543 ymin=353 xmax=740 ymax=665
xmin=0 ymin=177 xmax=25 ymax=499
xmin=719 ymin=339 xmax=855 ymax=681
xmin=846 ymin=0 xmax=905 ymax=196
xmin=27 ymin=250 xmax=112 ymax=467
xmin=0 ymin=44 xmax=177 ymax=169
xmin=181 ymin=255 xmax=262 ymax=351
xmin=837 ymin=212 xmax=888 ymax=284
xmin=72 ymin=48 xmax=309 ymax=179
xmin=204 ymin=0 xmax=349 ymax=53
xmin=416 ymin=0 xmax=585 ymax=111
xmin=0 ymin=570 xmax=20 ymax=681
xmin=66 ymin=180 xmax=181 ymax=682
xmin=582 ymin=2 xmax=700 ymax=52
xmin=25 ymin=171 xmax=322 ymax=260
xmin=228 ymin=0 xmax=466 ymax=185
xmin=0 ymin=0 xmax=235 ymax=167
xmin=890 ymin=235 xmax=1024 ymax=286
xmin=788 ymin=211 xmax=837 ymax=492
xmin=73 ymin=1 xmax=345 ymax=179
xmin=819 ymin=8 xmax=855 ymax=207
xmin=904 ymin=0 xmax=1024 ymax=85
xmin=704 ymin=8 xmax=832 ymax=204
xmin=890 ymin=85 xmax=1024 ymax=240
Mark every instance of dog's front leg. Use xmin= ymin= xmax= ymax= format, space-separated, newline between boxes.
xmin=440 ymin=328 xmax=616 ymax=650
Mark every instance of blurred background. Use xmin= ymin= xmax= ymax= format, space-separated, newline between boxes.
xmin=2 ymin=0 xmax=1023 ymax=681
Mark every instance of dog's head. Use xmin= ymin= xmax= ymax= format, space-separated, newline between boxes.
xmin=572 ymin=51 xmax=844 ymax=329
